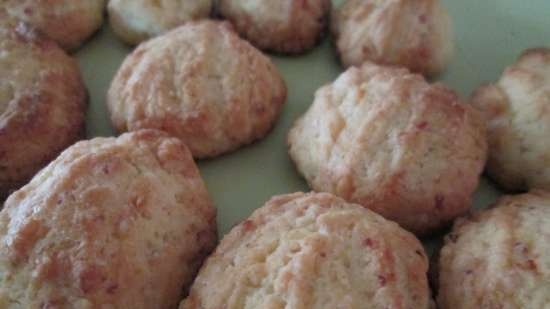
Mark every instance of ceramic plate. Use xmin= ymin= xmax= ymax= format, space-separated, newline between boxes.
xmin=75 ymin=0 xmax=550 ymax=252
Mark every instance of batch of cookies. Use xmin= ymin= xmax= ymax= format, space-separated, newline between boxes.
xmin=0 ymin=0 xmax=549 ymax=308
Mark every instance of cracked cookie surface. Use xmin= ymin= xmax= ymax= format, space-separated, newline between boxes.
xmin=437 ymin=191 xmax=550 ymax=309
xmin=288 ymin=63 xmax=487 ymax=235
xmin=219 ymin=0 xmax=331 ymax=54
xmin=472 ymin=48 xmax=550 ymax=191
xmin=181 ymin=192 xmax=430 ymax=309
xmin=331 ymin=0 xmax=453 ymax=76
xmin=0 ymin=130 xmax=217 ymax=309
xmin=108 ymin=21 xmax=287 ymax=158
xmin=108 ymin=0 xmax=212 ymax=45
xmin=0 ymin=20 xmax=86 ymax=199
xmin=2 ymin=0 xmax=105 ymax=51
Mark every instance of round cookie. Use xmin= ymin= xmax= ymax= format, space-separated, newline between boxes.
xmin=107 ymin=21 xmax=287 ymax=159
xmin=219 ymin=0 xmax=331 ymax=54
xmin=331 ymin=0 xmax=453 ymax=76
xmin=180 ymin=192 xmax=431 ymax=309
xmin=437 ymin=191 xmax=550 ymax=309
xmin=108 ymin=0 xmax=213 ymax=45
xmin=0 ymin=130 xmax=217 ymax=309
xmin=471 ymin=48 xmax=550 ymax=192
xmin=2 ymin=0 xmax=106 ymax=51
xmin=288 ymin=63 xmax=487 ymax=235
xmin=0 ymin=21 xmax=87 ymax=200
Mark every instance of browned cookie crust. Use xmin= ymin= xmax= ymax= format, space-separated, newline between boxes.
xmin=181 ymin=192 xmax=431 ymax=309
xmin=288 ymin=63 xmax=487 ymax=235
xmin=2 ymin=0 xmax=106 ymax=51
xmin=438 ymin=191 xmax=550 ymax=308
xmin=0 ymin=130 xmax=217 ymax=309
xmin=219 ymin=0 xmax=331 ymax=54
xmin=108 ymin=21 xmax=287 ymax=158
xmin=0 ymin=21 xmax=87 ymax=200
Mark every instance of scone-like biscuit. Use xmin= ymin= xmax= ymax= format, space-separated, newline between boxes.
xmin=0 ymin=21 xmax=86 ymax=200
xmin=471 ymin=48 xmax=550 ymax=191
xmin=108 ymin=21 xmax=287 ymax=158
xmin=181 ymin=192 xmax=431 ymax=309
xmin=219 ymin=0 xmax=331 ymax=54
xmin=437 ymin=191 xmax=550 ymax=308
xmin=0 ymin=130 xmax=217 ymax=309
xmin=108 ymin=0 xmax=212 ymax=45
xmin=288 ymin=63 xmax=487 ymax=235
xmin=2 ymin=0 xmax=105 ymax=51
xmin=331 ymin=0 xmax=453 ymax=76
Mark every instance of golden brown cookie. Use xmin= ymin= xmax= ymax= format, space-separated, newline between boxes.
xmin=331 ymin=0 xmax=453 ymax=76
xmin=437 ymin=191 xmax=550 ymax=309
xmin=107 ymin=21 xmax=287 ymax=158
xmin=0 ymin=21 xmax=86 ymax=200
xmin=219 ymin=0 xmax=331 ymax=54
xmin=288 ymin=63 xmax=487 ymax=235
xmin=0 ymin=130 xmax=217 ymax=309
xmin=108 ymin=0 xmax=212 ymax=45
xmin=181 ymin=192 xmax=431 ymax=309
xmin=2 ymin=0 xmax=106 ymax=51
xmin=472 ymin=48 xmax=550 ymax=192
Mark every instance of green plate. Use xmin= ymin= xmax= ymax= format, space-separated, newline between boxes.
xmin=75 ymin=0 xmax=550 ymax=252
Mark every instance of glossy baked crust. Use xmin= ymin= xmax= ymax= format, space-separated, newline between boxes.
xmin=288 ymin=63 xmax=487 ymax=235
xmin=108 ymin=21 xmax=287 ymax=158
xmin=219 ymin=0 xmax=331 ymax=54
xmin=0 ymin=21 xmax=86 ymax=200
xmin=180 ymin=192 xmax=430 ymax=309
xmin=0 ymin=130 xmax=217 ymax=309
xmin=437 ymin=191 xmax=550 ymax=308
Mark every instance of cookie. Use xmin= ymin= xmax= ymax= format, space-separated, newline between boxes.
xmin=181 ymin=192 xmax=431 ymax=309
xmin=0 ymin=130 xmax=217 ymax=309
xmin=288 ymin=63 xmax=487 ymax=235
xmin=437 ymin=191 xmax=550 ymax=309
xmin=0 ymin=21 xmax=86 ymax=200
xmin=471 ymin=48 xmax=550 ymax=191
xmin=108 ymin=0 xmax=212 ymax=45
xmin=219 ymin=0 xmax=331 ymax=54
xmin=331 ymin=0 xmax=453 ymax=76
xmin=107 ymin=21 xmax=287 ymax=158
xmin=2 ymin=0 xmax=106 ymax=51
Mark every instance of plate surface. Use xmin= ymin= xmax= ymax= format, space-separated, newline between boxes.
xmin=75 ymin=0 xmax=550 ymax=250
